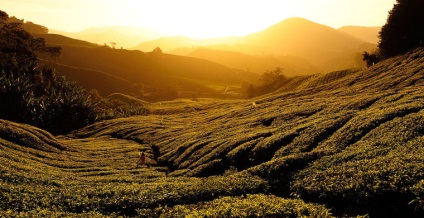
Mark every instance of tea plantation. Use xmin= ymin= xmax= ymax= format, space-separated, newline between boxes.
xmin=1 ymin=48 xmax=424 ymax=217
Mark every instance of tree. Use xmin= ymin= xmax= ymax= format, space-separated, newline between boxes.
xmin=241 ymin=81 xmax=256 ymax=98
xmin=0 ymin=10 xmax=96 ymax=134
xmin=378 ymin=0 xmax=424 ymax=58
xmin=0 ymin=11 xmax=7 ymax=23
xmin=362 ymin=51 xmax=381 ymax=67
xmin=110 ymin=42 xmax=116 ymax=49
xmin=0 ymin=10 xmax=60 ymax=73
xmin=152 ymin=47 xmax=163 ymax=53
xmin=23 ymin=21 xmax=48 ymax=34
xmin=257 ymin=67 xmax=287 ymax=94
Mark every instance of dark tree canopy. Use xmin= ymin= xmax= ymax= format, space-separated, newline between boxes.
xmin=378 ymin=0 xmax=424 ymax=58
xmin=0 ymin=10 xmax=60 ymax=73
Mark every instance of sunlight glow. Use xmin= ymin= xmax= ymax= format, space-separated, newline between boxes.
xmin=1 ymin=0 xmax=396 ymax=38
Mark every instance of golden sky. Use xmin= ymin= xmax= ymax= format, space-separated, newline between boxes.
xmin=1 ymin=0 xmax=396 ymax=38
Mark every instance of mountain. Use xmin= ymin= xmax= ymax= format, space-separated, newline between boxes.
xmin=134 ymin=17 xmax=375 ymax=73
xmin=133 ymin=36 xmax=196 ymax=52
xmin=339 ymin=26 xmax=381 ymax=44
xmin=133 ymin=36 xmax=238 ymax=52
xmin=238 ymin=17 xmax=372 ymax=71
xmin=187 ymin=47 xmax=320 ymax=76
xmin=50 ymin=26 xmax=163 ymax=48
xmin=2 ymin=48 xmax=424 ymax=217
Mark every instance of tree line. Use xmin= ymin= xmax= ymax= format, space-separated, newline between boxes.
xmin=363 ymin=0 xmax=424 ymax=66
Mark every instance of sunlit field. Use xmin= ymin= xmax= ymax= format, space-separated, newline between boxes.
xmin=1 ymin=48 xmax=424 ymax=217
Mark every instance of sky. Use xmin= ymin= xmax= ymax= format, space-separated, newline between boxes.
xmin=1 ymin=0 xmax=397 ymax=39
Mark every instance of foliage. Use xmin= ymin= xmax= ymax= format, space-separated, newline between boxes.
xmin=0 ymin=10 xmax=103 ymax=134
xmin=139 ymin=194 xmax=332 ymax=218
xmin=242 ymin=67 xmax=287 ymax=97
xmin=378 ymin=0 xmax=424 ymax=59
xmin=0 ymin=10 xmax=60 ymax=73
xmin=0 ymin=68 xmax=97 ymax=134
xmin=0 ymin=128 xmax=269 ymax=216
xmin=95 ymin=94 xmax=150 ymax=120
xmin=7 ymin=15 xmax=49 ymax=34
xmin=362 ymin=51 xmax=382 ymax=67
xmin=363 ymin=0 xmax=424 ymax=65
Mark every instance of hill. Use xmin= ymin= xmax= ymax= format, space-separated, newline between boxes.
xmin=50 ymin=26 xmax=163 ymax=48
xmin=1 ymin=47 xmax=423 ymax=217
xmin=51 ymin=44 xmax=258 ymax=99
xmin=238 ymin=17 xmax=373 ymax=71
xmin=339 ymin=26 xmax=381 ymax=44
xmin=33 ymin=33 xmax=99 ymax=48
xmin=187 ymin=47 xmax=320 ymax=76
xmin=134 ymin=17 xmax=375 ymax=73
xmin=133 ymin=36 xmax=238 ymax=53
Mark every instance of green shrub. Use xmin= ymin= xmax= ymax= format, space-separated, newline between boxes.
xmin=0 ymin=68 xmax=97 ymax=134
xmin=139 ymin=194 xmax=333 ymax=218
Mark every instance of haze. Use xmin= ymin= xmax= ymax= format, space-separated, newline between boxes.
xmin=2 ymin=0 xmax=396 ymax=39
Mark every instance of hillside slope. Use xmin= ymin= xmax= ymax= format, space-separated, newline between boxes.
xmin=52 ymin=44 xmax=258 ymax=98
xmin=74 ymin=48 xmax=424 ymax=216
xmin=135 ymin=17 xmax=374 ymax=73
xmin=1 ymin=48 xmax=424 ymax=217
xmin=34 ymin=33 xmax=99 ymax=48
xmin=187 ymin=47 xmax=320 ymax=76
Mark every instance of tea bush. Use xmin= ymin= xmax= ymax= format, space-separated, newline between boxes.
xmin=139 ymin=194 xmax=333 ymax=218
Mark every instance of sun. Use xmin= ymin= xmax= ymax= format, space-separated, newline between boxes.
xmin=116 ymin=0 xmax=292 ymax=38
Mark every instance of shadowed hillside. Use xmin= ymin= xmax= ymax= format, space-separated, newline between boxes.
xmin=50 ymin=26 xmax=163 ymax=49
xmin=47 ymin=43 xmax=259 ymax=99
xmin=34 ymin=33 xmax=99 ymax=48
xmin=1 ymin=46 xmax=424 ymax=217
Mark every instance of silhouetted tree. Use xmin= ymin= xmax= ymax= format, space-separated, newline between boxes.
xmin=362 ymin=51 xmax=382 ymax=67
xmin=6 ymin=16 xmax=48 ymax=34
xmin=241 ymin=81 xmax=256 ymax=98
xmin=378 ymin=0 xmax=424 ymax=58
xmin=152 ymin=47 xmax=163 ymax=53
xmin=0 ymin=11 xmax=7 ymax=23
xmin=23 ymin=21 xmax=48 ymax=34
xmin=110 ymin=42 xmax=116 ymax=49
xmin=0 ymin=10 xmax=60 ymax=73
xmin=241 ymin=68 xmax=287 ymax=97
xmin=0 ymin=10 xmax=96 ymax=134
xmin=257 ymin=67 xmax=287 ymax=93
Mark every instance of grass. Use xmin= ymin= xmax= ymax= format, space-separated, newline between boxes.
xmin=1 ymin=48 xmax=424 ymax=217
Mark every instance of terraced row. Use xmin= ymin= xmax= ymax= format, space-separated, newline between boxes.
xmin=72 ymin=48 xmax=424 ymax=216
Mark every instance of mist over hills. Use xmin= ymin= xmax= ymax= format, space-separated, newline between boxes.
xmin=338 ymin=26 xmax=381 ymax=44
xmin=50 ymin=26 xmax=164 ymax=48
xmin=132 ymin=17 xmax=377 ymax=74
xmin=36 ymin=17 xmax=381 ymax=100
xmin=50 ymin=43 xmax=258 ymax=99
xmin=133 ymin=36 xmax=239 ymax=53
xmin=43 ymin=17 xmax=381 ymax=76
xmin=187 ymin=47 xmax=320 ymax=76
